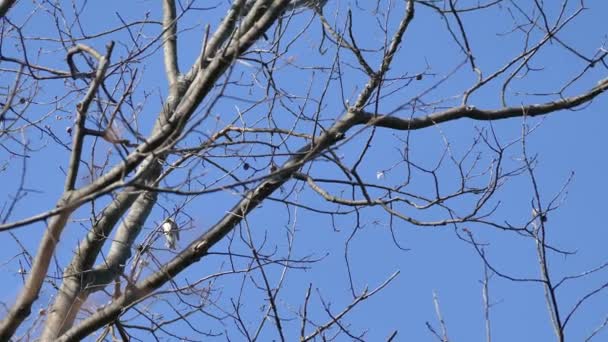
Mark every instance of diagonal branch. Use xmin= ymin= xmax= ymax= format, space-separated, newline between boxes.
xmin=0 ymin=42 xmax=115 ymax=341
xmin=303 ymin=271 xmax=400 ymax=341
xmin=57 ymin=3 xmax=418 ymax=339
xmin=356 ymin=77 xmax=608 ymax=130
xmin=0 ymin=0 xmax=17 ymax=18
xmin=65 ymin=43 xmax=115 ymax=191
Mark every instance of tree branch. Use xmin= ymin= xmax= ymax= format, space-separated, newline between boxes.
xmin=0 ymin=0 xmax=17 ymax=18
xmin=162 ymin=0 xmax=180 ymax=100
xmin=0 ymin=42 xmax=115 ymax=341
xmin=356 ymin=77 xmax=608 ymax=130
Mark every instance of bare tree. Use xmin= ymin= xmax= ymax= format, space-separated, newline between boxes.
xmin=0 ymin=0 xmax=607 ymax=341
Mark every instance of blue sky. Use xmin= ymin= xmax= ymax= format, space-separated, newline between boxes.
xmin=1 ymin=0 xmax=608 ymax=340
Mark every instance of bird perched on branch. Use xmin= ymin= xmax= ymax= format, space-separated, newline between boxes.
xmin=532 ymin=207 xmax=547 ymax=223
xmin=161 ymin=218 xmax=180 ymax=250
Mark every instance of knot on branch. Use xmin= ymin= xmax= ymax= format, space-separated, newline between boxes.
xmin=333 ymin=132 xmax=345 ymax=141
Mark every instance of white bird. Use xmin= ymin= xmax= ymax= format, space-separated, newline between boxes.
xmin=532 ymin=207 xmax=539 ymax=218
xmin=161 ymin=218 xmax=180 ymax=250
xmin=531 ymin=207 xmax=547 ymax=223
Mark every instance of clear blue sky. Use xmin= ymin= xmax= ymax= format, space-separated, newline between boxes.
xmin=1 ymin=1 xmax=607 ymax=340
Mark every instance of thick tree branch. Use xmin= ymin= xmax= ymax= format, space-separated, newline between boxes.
xmin=0 ymin=42 xmax=115 ymax=341
xmin=3 ymin=0 xmax=605 ymax=340
xmin=0 ymin=0 xmax=17 ymax=18
xmin=0 ymin=200 xmax=74 ymax=340
xmin=162 ymin=0 xmax=180 ymax=100
xmin=65 ymin=43 xmax=114 ymax=191
xmin=57 ymin=3 xmax=417 ymax=339
xmin=40 ymin=183 xmax=159 ymax=338
xmin=37 ymin=1 xmax=296 ymax=339
xmin=58 ymin=106 xmax=356 ymax=341
xmin=357 ymin=77 xmax=608 ymax=130
xmin=352 ymin=0 xmax=414 ymax=110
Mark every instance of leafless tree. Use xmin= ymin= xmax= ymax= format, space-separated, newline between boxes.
xmin=0 ymin=0 xmax=607 ymax=341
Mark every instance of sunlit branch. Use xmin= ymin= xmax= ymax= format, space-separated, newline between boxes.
xmin=357 ymin=77 xmax=608 ymax=130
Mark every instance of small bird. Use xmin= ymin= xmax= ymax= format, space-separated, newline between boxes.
xmin=532 ymin=207 xmax=547 ymax=223
xmin=531 ymin=207 xmax=539 ymax=219
xmin=161 ymin=218 xmax=180 ymax=250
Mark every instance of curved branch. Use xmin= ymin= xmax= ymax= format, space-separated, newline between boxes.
xmin=65 ymin=42 xmax=115 ymax=191
xmin=0 ymin=42 xmax=115 ymax=341
xmin=40 ymin=186 xmax=157 ymax=339
xmin=357 ymin=77 xmax=608 ymax=130
xmin=162 ymin=0 xmax=180 ymax=99
xmin=0 ymin=0 xmax=18 ymax=19
xmin=57 ymin=3 xmax=418 ymax=339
